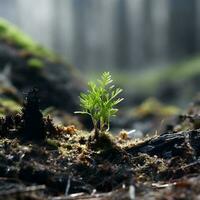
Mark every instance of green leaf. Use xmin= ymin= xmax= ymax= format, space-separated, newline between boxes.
xmin=74 ymin=71 xmax=124 ymax=132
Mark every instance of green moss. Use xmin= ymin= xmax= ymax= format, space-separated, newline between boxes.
xmin=46 ymin=138 xmax=59 ymax=149
xmin=87 ymin=56 xmax=200 ymax=95
xmin=88 ymin=131 xmax=116 ymax=151
xmin=27 ymin=58 xmax=44 ymax=69
xmin=0 ymin=98 xmax=21 ymax=117
xmin=163 ymin=57 xmax=200 ymax=81
xmin=0 ymin=18 xmax=57 ymax=61
xmin=133 ymin=97 xmax=180 ymax=118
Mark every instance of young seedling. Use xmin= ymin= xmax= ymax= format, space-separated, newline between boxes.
xmin=75 ymin=72 xmax=123 ymax=136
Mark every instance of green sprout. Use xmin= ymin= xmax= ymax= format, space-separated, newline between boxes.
xmin=75 ymin=72 xmax=124 ymax=134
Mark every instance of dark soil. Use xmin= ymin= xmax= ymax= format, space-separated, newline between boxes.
xmin=1 ymin=95 xmax=200 ymax=199
xmin=0 ymin=39 xmax=84 ymax=112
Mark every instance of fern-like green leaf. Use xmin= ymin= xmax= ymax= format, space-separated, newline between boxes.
xmin=75 ymin=72 xmax=124 ymax=132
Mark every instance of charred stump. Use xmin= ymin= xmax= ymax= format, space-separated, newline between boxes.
xmin=21 ymin=89 xmax=45 ymax=140
xmin=125 ymin=130 xmax=200 ymax=161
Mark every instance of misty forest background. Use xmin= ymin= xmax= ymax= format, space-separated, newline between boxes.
xmin=1 ymin=0 xmax=200 ymax=107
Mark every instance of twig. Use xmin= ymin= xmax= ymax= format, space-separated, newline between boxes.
xmin=65 ymin=176 xmax=71 ymax=196
xmin=0 ymin=185 xmax=46 ymax=196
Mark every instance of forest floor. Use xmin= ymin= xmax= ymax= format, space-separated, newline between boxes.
xmin=1 ymin=18 xmax=200 ymax=200
xmin=1 ymin=93 xmax=200 ymax=200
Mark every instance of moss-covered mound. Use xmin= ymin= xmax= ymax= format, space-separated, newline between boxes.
xmin=0 ymin=18 xmax=56 ymax=61
xmin=133 ymin=97 xmax=180 ymax=118
xmin=107 ymin=56 xmax=200 ymax=106
xmin=0 ymin=18 xmax=84 ymax=113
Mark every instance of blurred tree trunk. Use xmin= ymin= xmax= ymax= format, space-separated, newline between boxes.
xmin=115 ymin=0 xmax=129 ymax=70
xmin=169 ymin=0 xmax=196 ymax=60
xmin=16 ymin=0 xmax=54 ymax=49
xmin=126 ymin=0 xmax=145 ymax=67
xmin=0 ymin=0 xmax=18 ymax=24
xmin=150 ymin=0 xmax=169 ymax=64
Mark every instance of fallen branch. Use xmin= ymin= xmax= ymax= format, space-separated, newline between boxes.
xmin=126 ymin=130 xmax=200 ymax=159
xmin=0 ymin=184 xmax=46 ymax=196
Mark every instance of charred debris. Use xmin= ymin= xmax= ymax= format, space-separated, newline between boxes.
xmin=0 ymin=88 xmax=57 ymax=141
xmin=1 ymin=89 xmax=200 ymax=199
